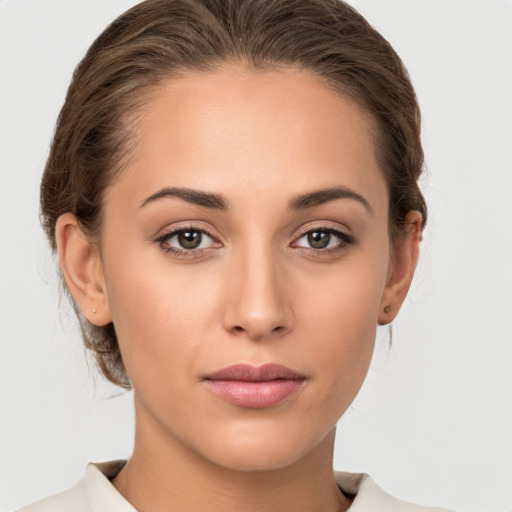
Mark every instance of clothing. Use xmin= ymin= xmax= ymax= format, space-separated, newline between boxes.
xmin=17 ymin=460 xmax=453 ymax=512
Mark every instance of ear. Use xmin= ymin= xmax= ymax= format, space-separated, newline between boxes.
xmin=55 ymin=213 xmax=112 ymax=326
xmin=378 ymin=211 xmax=423 ymax=325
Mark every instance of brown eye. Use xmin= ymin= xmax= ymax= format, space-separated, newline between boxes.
xmin=177 ymin=230 xmax=202 ymax=249
xmin=293 ymin=227 xmax=354 ymax=252
xmin=307 ymin=230 xmax=330 ymax=249
xmin=158 ymin=228 xmax=217 ymax=253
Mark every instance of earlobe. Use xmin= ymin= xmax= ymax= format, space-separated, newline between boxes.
xmin=378 ymin=211 xmax=423 ymax=325
xmin=55 ymin=213 xmax=112 ymax=326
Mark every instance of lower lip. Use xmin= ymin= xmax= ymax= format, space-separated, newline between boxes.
xmin=205 ymin=379 xmax=304 ymax=409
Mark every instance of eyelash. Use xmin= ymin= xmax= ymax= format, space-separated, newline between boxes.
xmin=155 ymin=224 xmax=219 ymax=257
xmin=291 ymin=225 xmax=355 ymax=255
xmin=154 ymin=224 xmax=355 ymax=257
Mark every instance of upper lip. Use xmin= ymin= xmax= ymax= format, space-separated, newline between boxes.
xmin=204 ymin=363 xmax=305 ymax=382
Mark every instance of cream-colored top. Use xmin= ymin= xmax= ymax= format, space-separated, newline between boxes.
xmin=17 ymin=460 xmax=454 ymax=512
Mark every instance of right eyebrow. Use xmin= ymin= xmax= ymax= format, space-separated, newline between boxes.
xmin=138 ymin=187 xmax=229 ymax=211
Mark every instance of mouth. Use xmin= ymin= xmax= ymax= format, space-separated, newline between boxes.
xmin=203 ymin=363 xmax=306 ymax=409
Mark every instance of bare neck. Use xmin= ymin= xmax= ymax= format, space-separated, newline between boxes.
xmin=112 ymin=402 xmax=351 ymax=512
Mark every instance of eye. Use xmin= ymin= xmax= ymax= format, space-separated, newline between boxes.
xmin=156 ymin=227 xmax=219 ymax=254
xmin=292 ymin=228 xmax=354 ymax=251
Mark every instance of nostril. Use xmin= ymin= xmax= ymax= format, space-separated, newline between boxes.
xmin=229 ymin=324 xmax=286 ymax=339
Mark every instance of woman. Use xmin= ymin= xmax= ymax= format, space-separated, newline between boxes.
xmin=16 ymin=0 xmax=453 ymax=510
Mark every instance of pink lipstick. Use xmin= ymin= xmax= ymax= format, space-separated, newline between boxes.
xmin=204 ymin=363 xmax=306 ymax=409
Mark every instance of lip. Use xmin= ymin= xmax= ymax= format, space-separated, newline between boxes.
xmin=204 ymin=363 xmax=306 ymax=409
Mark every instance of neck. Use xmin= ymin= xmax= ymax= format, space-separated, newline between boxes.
xmin=112 ymin=398 xmax=351 ymax=512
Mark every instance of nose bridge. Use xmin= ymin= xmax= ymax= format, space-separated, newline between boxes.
xmin=223 ymin=238 xmax=291 ymax=339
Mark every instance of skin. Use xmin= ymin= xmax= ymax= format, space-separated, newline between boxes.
xmin=56 ymin=64 xmax=422 ymax=512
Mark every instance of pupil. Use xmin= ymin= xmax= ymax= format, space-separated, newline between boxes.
xmin=308 ymin=231 xmax=330 ymax=249
xmin=178 ymin=230 xmax=202 ymax=249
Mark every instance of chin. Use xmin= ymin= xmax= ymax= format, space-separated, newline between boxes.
xmin=194 ymin=419 xmax=333 ymax=473
xmin=208 ymin=445 xmax=306 ymax=473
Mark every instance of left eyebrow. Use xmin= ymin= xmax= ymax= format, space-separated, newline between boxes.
xmin=289 ymin=186 xmax=373 ymax=214
xmin=138 ymin=186 xmax=229 ymax=211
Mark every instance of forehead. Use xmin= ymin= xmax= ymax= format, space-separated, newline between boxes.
xmin=108 ymin=64 xmax=387 ymax=213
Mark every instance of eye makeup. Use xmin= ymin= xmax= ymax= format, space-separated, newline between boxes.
xmin=153 ymin=220 xmax=355 ymax=260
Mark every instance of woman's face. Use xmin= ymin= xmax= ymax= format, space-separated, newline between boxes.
xmin=85 ymin=66 xmax=402 ymax=470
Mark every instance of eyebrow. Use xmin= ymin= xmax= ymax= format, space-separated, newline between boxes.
xmin=139 ymin=187 xmax=229 ymax=210
xmin=289 ymin=186 xmax=372 ymax=213
xmin=139 ymin=185 xmax=371 ymax=213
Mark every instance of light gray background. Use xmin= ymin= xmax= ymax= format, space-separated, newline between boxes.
xmin=1 ymin=1 xmax=511 ymax=511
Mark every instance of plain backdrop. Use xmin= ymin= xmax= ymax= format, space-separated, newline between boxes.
xmin=1 ymin=1 xmax=511 ymax=511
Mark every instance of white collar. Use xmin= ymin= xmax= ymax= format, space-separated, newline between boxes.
xmin=81 ymin=460 xmax=448 ymax=512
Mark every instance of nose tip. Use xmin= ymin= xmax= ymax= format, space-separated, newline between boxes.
xmin=222 ymin=257 xmax=293 ymax=341
xmin=228 ymin=309 xmax=290 ymax=341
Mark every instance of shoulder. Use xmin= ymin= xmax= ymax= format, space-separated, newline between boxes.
xmin=16 ymin=461 xmax=134 ymax=512
xmin=15 ymin=477 xmax=89 ymax=512
xmin=17 ymin=463 xmax=455 ymax=512
xmin=336 ymin=471 xmax=455 ymax=512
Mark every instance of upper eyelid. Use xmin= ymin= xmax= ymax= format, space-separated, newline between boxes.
xmin=292 ymin=225 xmax=355 ymax=248
xmin=295 ymin=223 xmax=353 ymax=239
xmin=155 ymin=226 xmax=219 ymax=255
xmin=296 ymin=220 xmax=350 ymax=232
xmin=158 ymin=227 xmax=213 ymax=240
xmin=154 ymin=223 xmax=218 ymax=241
xmin=153 ymin=221 xmax=353 ymax=244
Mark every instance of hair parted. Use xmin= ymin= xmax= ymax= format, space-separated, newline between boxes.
xmin=41 ymin=0 xmax=427 ymax=388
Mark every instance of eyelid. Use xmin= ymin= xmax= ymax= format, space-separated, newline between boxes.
xmin=153 ymin=222 xmax=222 ymax=255
xmin=295 ymin=221 xmax=353 ymax=240
xmin=153 ymin=221 xmax=219 ymax=241
xmin=152 ymin=221 xmax=354 ymax=257
xmin=290 ymin=222 xmax=355 ymax=251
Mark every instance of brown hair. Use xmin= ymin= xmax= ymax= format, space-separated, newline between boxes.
xmin=41 ymin=0 xmax=427 ymax=388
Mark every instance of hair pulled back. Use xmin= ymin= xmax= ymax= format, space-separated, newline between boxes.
xmin=41 ymin=0 xmax=427 ymax=388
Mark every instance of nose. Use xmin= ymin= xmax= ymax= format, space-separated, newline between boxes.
xmin=222 ymin=245 xmax=293 ymax=341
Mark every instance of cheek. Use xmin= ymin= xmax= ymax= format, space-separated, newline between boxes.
xmin=310 ymin=287 xmax=378 ymax=372
xmin=297 ymin=251 xmax=389 ymax=391
xmin=103 ymin=256 xmax=223 ymax=383
xmin=302 ymin=250 xmax=387 ymax=334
